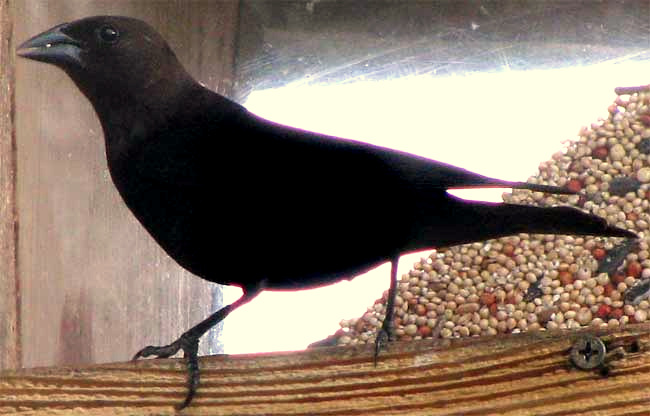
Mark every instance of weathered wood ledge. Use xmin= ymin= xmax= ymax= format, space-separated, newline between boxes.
xmin=2 ymin=324 xmax=650 ymax=415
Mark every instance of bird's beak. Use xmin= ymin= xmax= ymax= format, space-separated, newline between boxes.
xmin=17 ymin=23 xmax=84 ymax=67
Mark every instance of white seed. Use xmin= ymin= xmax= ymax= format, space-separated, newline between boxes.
xmin=567 ymin=319 xmax=582 ymax=329
xmin=404 ymin=324 xmax=418 ymax=336
xmin=576 ymin=308 xmax=592 ymax=325
xmin=638 ymin=167 xmax=650 ymax=183
xmin=576 ymin=267 xmax=591 ymax=280
xmin=595 ymin=273 xmax=610 ymax=285
xmin=634 ymin=309 xmax=648 ymax=322
xmin=610 ymin=143 xmax=626 ymax=161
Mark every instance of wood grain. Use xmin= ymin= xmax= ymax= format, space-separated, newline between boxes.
xmin=0 ymin=0 xmax=20 ymax=371
xmin=2 ymin=325 xmax=650 ymax=415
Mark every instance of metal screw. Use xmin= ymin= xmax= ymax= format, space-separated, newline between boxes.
xmin=571 ymin=335 xmax=606 ymax=370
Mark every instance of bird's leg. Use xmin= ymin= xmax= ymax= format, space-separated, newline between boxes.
xmin=133 ymin=288 xmax=259 ymax=409
xmin=374 ymin=256 xmax=399 ymax=364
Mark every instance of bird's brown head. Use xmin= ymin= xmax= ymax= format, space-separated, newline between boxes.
xmin=17 ymin=16 xmax=192 ymax=108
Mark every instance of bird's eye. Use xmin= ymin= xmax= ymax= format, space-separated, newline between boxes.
xmin=98 ymin=25 xmax=119 ymax=44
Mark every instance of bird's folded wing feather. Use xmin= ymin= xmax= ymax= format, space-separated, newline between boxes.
xmin=132 ymin=90 xmax=569 ymax=197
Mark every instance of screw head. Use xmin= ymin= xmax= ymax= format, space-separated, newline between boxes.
xmin=571 ymin=335 xmax=606 ymax=370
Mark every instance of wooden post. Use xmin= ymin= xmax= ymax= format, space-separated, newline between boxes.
xmin=2 ymin=324 xmax=650 ymax=415
xmin=13 ymin=1 xmax=239 ymax=370
xmin=0 ymin=0 xmax=20 ymax=372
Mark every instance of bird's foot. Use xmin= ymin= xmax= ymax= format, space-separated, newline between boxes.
xmin=373 ymin=324 xmax=393 ymax=366
xmin=132 ymin=332 xmax=200 ymax=409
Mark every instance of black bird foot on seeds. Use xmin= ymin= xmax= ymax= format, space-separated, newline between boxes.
xmin=133 ymin=333 xmax=200 ymax=409
xmin=374 ymin=257 xmax=399 ymax=366
xmin=374 ymin=326 xmax=392 ymax=366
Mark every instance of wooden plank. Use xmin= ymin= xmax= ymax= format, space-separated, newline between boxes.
xmin=2 ymin=325 xmax=650 ymax=415
xmin=0 ymin=0 xmax=20 ymax=371
xmin=13 ymin=1 xmax=238 ymax=370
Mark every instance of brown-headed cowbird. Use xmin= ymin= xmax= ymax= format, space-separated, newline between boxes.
xmin=18 ymin=16 xmax=636 ymax=408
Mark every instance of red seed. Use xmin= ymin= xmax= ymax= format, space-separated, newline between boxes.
xmin=639 ymin=114 xmax=650 ymax=127
xmin=566 ymin=178 xmax=583 ymax=193
xmin=592 ymin=146 xmax=609 ymax=160
xmin=611 ymin=271 xmax=626 ymax=285
xmin=418 ymin=325 xmax=432 ymax=337
xmin=559 ymin=270 xmax=574 ymax=285
xmin=609 ymin=308 xmax=623 ymax=320
xmin=592 ymin=247 xmax=607 ymax=261
xmin=627 ymin=261 xmax=642 ymax=278
xmin=480 ymin=292 xmax=496 ymax=306
xmin=596 ymin=304 xmax=611 ymax=319
xmin=603 ymin=283 xmax=615 ymax=297
xmin=627 ymin=212 xmax=639 ymax=221
xmin=415 ymin=304 xmax=427 ymax=316
xmin=502 ymin=243 xmax=515 ymax=257
xmin=489 ymin=303 xmax=498 ymax=316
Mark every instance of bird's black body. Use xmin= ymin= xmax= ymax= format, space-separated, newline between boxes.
xmin=105 ymin=85 xmax=410 ymax=289
xmin=18 ymin=16 xmax=636 ymax=408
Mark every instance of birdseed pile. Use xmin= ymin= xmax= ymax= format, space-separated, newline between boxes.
xmin=334 ymin=84 xmax=650 ymax=346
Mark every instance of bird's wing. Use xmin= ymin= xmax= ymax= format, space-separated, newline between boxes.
xmin=238 ymin=113 xmax=574 ymax=196
xmin=131 ymin=92 xmax=400 ymax=194
xmin=131 ymin=87 xmax=571 ymax=198
xmin=362 ymin=145 xmax=572 ymax=194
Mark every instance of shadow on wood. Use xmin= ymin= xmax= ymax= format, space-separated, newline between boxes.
xmin=2 ymin=324 xmax=650 ymax=415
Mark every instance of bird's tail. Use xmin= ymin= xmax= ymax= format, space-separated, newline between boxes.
xmin=485 ymin=203 xmax=637 ymax=239
xmin=407 ymin=198 xmax=636 ymax=252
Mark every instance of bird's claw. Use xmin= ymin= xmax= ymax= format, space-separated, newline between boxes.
xmin=132 ymin=342 xmax=181 ymax=360
xmin=132 ymin=333 xmax=200 ymax=409
xmin=374 ymin=326 xmax=392 ymax=366
xmin=180 ymin=335 xmax=200 ymax=409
